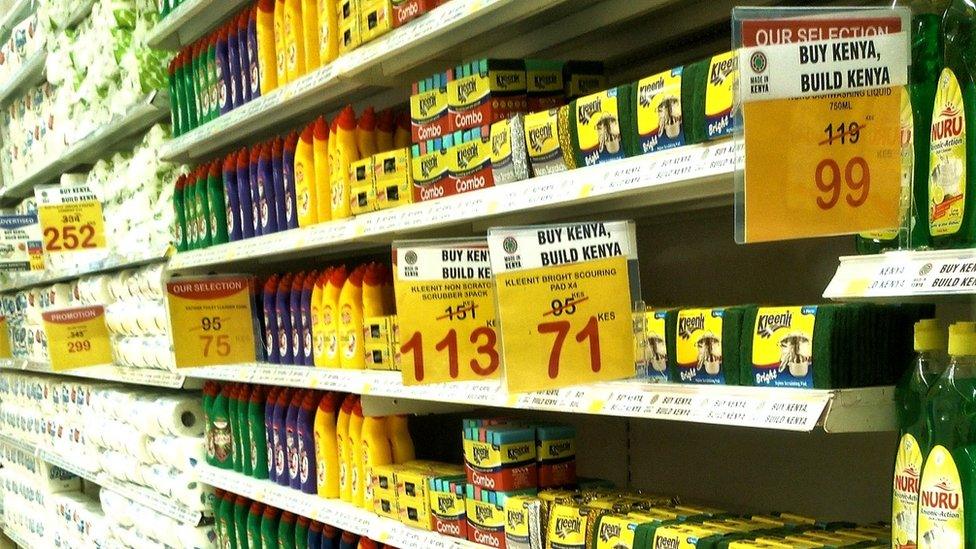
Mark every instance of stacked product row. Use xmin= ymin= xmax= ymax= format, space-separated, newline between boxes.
xmin=203 ymin=384 xmax=414 ymax=512
xmin=0 ymin=263 xmax=173 ymax=369
xmin=257 ymin=263 xmax=395 ymax=369
xmin=164 ymin=0 xmax=448 ymax=136
xmin=636 ymin=303 xmax=932 ymax=389
xmin=0 ymin=435 xmax=214 ymax=548
xmin=174 ymin=107 xmax=409 ymax=251
xmin=0 ymin=9 xmax=46 ymax=82
xmin=0 ymin=371 xmax=209 ymax=510
xmin=209 ymin=489 xmax=388 ymax=549
xmin=0 ymin=0 xmax=168 ymax=185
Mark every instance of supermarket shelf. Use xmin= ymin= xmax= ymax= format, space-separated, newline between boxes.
xmin=823 ymin=248 xmax=976 ymax=300
xmin=0 ymin=92 xmax=170 ymax=204
xmin=0 ymin=432 xmax=205 ymax=525
xmin=0 ymin=358 xmax=198 ymax=389
xmin=0 ymin=0 xmax=32 ymax=43
xmin=168 ymin=140 xmax=738 ymax=271
xmin=160 ymin=0 xmax=671 ymax=163
xmin=1 ymin=523 xmax=31 ymax=549
xmin=0 ymin=50 xmax=45 ymax=107
xmin=60 ymin=0 xmax=96 ymax=28
xmin=198 ymin=463 xmax=478 ymax=549
xmin=147 ymin=0 xmax=252 ymax=50
xmin=1 ymin=244 xmax=172 ymax=292
xmin=180 ymin=363 xmax=895 ymax=433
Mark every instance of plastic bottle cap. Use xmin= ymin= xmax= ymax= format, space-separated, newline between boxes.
xmin=949 ymin=322 xmax=976 ymax=356
xmin=915 ymin=319 xmax=946 ymax=352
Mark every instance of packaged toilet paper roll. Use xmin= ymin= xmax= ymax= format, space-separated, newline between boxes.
xmin=131 ymin=395 xmax=205 ymax=438
xmin=147 ymin=436 xmax=205 ymax=471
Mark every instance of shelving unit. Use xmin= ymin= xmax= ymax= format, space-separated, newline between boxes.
xmin=147 ymin=0 xmax=253 ymax=50
xmin=0 ymin=432 xmax=205 ymax=525
xmin=1 ymin=523 xmax=32 ymax=549
xmin=0 ymin=358 xmax=194 ymax=389
xmin=0 ymin=92 xmax=171 ymax=205
xmin=168 ymin=140 xmax=738 ymax=271
xmin=1 ymin=244 xmax=171 ymax=292
xmin=0 ymin=0 xmax=32 ymax=42
xmin=199 ymin=464 xmax=477 ymax=549
xmin=180 ymin=363 xmax=893 ymax=433
xmin=0 ymin=51 xmax=46 ymax=107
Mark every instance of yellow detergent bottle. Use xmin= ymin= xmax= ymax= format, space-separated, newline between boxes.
xmin=296 ymin=122 xmax=318 ymax=227
xmin=318 ymin=0 xmax=339 ymax=65
xmin=313 ymin=391 xmax=342 ymax=498
xmin=387 ymin=414 xmax=415 ymax=463
xmin=361 ymin=415 xmax=393 ymax=510
xmin=331 ymin=106 xmax=359 ymax=220
xmin=284 ymin=0 xmax=306 ymax=81
xmin=313 ymin=116 xmax=331 ymax=223
xmin=339 ymin=264 xmax=366 ymax=369
xmin=312 ymin=268 xmax=332 ymax=367
xmin=337 ymin=394 xmax=357 ymax=502
xmin=274 ymin=0 xmax=289 ymax=86
xmin=362 ymin=262 xmax=390 ymax=317
xmin=322 ymin=266 xmax=347 ymax=368
xmin=301 ymin=0 xmax=320 ymax=71
xmin=256 ymin=0 xmax=279 ymax=94
xmin=356 ymin=107 xmax=378 ymax=158
xmin=349 ymin=400 xmax=366 ymax=508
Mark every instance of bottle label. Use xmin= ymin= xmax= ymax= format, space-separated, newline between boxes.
xmin=250 ymin=438 xmax=259 ymax=470
xmin=918 ymin=444 xmax=965 ymax=547
xmin=863 ymin=86 xmax=913 ymax=240
xmin=705 ymin=51 xmax=738 ymax=139
xmin=637 ymin=67 xmax=684 ymax=154
xmin=751 ymin=305 xmax=817 ymax=388
xmin=226 ymin=204 xmax=235 ymax=235
xmin=676 ymin=308 xmax=726 ymax=384
xmin=213 ymin=417 xmax=232 ymax=463
xmin=893 ymin=433 xmax=923 ymax=547
xmin=575 ymin=88 xmax=624 ymax=166
xmin=930 ymin=68 xmax=967 ymax=236
xmin=340 ymin=303 xmax=358 ymax=359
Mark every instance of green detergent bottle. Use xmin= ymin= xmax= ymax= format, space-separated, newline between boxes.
xmin=918 ymin=322 xmax=976 ymax=548
xmin=212 ymin=384 xmax=234 ymax=469
xmin=238 ymin=384 xmax=254 ymax=476
xmin=217 ymin=490 xmax=237 ymax=549
xmin=929 ymin=0 xmax=976 ymax=248
xmin=249 ymin=385 xmax=270 ymax=479
xmin=234 ymin=495 xmax=251 ymax=549
xmin=279 ymin=511 xmax=297 ymax=549
xmin=210 ymin=489 xmax=226 ymax=547
xmin=248 ymin=502 xmax=265 ymax=549
xmin=196 ymin=162 xmax=214 ymax=248
xmin=184 ymin=169 xmax=199 ymax=250
xmin=207 ymin=161 xmax=230 ymax=245
xmin=260 ymin=506 xmax=281 ymax=548
xmin=295 ymin=515 xmax=310 ymax=549
xmin=892 ymin=319 xmax=946 ymax=548
xmin=173 ymin=174 xmax=188 ymax=252
xmin=230 ymin=384 xmax=243 ymax=473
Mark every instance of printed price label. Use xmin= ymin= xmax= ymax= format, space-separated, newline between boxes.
xmin=489 ymin=222 xmax=639 ymax=393
xmin=0 ymin=214 xmax=44 ymax=272
xmin=42 ymin=306 xmax=113 ymax=371
xmin=0 ymin=317 xmax=10 ymax=359
xmin=393 ymin=239 xmax=500 ymax=385
xmin=735 ymin=10 xmax=909 ymax=242
xmin=35 ymin=185 xmax=106 ymax=252
xmin=167 ymin=276 xmax=259 ymax=367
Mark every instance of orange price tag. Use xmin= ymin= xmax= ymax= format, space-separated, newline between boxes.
xmin=393 ymin=240 xmax=499 ymax=385
xmin=736 ymin=12 xmax=908 ymax=243
xmin=488 ymin=222 xmax=639 ymax=393
xmin=166 ymin=276 xmax=259 ymax=367
xmin=42 ymin=306 xmax=113 ymax=371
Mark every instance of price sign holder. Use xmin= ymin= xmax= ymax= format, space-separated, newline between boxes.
xmin=166 ymin=275 xmax=260 ymax=367
xmin=0 ymin=214 xmax=44 ymax=272
xmin=488 ymin=221 xmax=641 ymax=393
xmin=732 ymin=7 xmax=911 ymax=243
xmin=35 ymin=184 xmax=107 ymax=252
xmin=393 ymin=238 xmax=499 ymax=385
xmin=42 ymin=306 xmax=113 ymax=371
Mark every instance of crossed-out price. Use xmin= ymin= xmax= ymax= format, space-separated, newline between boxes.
xmin=400 ymin=300 xmax=499 ymax=382
xmin=538 ymin=293 xmax=607 ymax=379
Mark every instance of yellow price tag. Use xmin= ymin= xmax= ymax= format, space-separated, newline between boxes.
xmin=738 ymin=15 xmax=906 ymax=243
xmin=38 ymin=201 xmax=106 ymax=252
xmin=393 ymin=240 xmax=499 ymax=385
xmin=42 ymin=306 xmax=113 ymax=371
xmin=166 ymin=276 xmax=259 ymax=367
xmin=494 ymin=256 xmax=635 ymax=393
